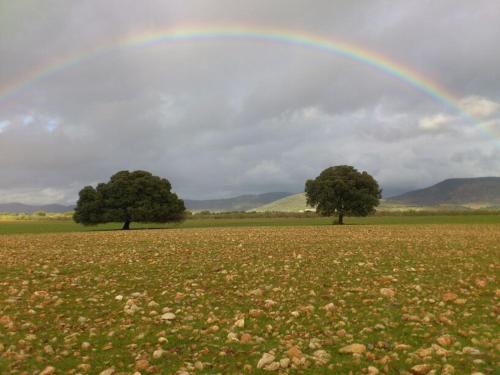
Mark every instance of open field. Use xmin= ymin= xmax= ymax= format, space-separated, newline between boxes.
xmin=2 ymin=214 xmax=500 ymax=235
xmin=0 ymin=224 xmax=498 ymax=374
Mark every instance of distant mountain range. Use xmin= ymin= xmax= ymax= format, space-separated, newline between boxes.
xmin=0 ymin=192 xmax=293 ymax=214
xmin=253 ymin=177 xmax=500 ymax=212
xmin=387 ymin=177 xmax=500 ymax=207
xmin=0 ymin=202 xmax=74 ymax=214
xmin=184 ymin=192 xmax=293 ymax=212
xmin=1 ymin=177 xmax=499 ymax=213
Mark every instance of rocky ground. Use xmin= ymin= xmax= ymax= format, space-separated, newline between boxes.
xmin=0 ymin=225 xmax=498 ymax=374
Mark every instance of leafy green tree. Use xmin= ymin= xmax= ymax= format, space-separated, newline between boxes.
xmin=305 ymin=165 xmax=381 ymax=224
xmin=74 ymin=170 xmax=185 ymax=230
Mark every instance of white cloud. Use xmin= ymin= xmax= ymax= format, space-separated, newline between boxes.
xmin=0 ymin=121 xmax=10 ymax=133
xmin=418 ymin=113 xmax=454 ymax=130
xmin=460 ymin=96 xmax=500 ymax=118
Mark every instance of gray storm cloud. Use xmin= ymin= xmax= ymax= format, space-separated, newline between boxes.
xmin=0 ymin=0 xmax=499 ymax=204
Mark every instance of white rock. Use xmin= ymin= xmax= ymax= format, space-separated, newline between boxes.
xmin=313 ymin=349 xmax=331 ymax=365
xmin=161 ymin=312 xmax=176 ymax=320
xmin=226 ymin=332 xmax=239 ymax=343
xmin=153 ymin=349 xmax=164 ymax=359
xmin=39 ymin=366 xmax=56 ymax=375
xmin=339 ymin=343 xmax=366 ymax=354
xmin=263 ymin=362 xmax=280 ymax=371
xmin=279 ymin=358 xmax=290 ymax=368
xmin=324 ymin=302 xmax=335 ymax=311
xmin=309 ymin=338 xmax=322 ymax=349
xmin=380 ymin=288 xmax=396 ymax=298
xmin=462 ymin=346 xmax=481 ymax=355
xmin=234 ymin=318 xmax=245 ymax=328
xmin=257 ymin=353 xmax=275 ymax=369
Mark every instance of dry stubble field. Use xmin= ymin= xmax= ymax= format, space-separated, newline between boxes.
xmin=0 ymin=225 xmax=499 ymax=374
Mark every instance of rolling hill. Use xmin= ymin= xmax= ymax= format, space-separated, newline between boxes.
xmin=0 ymin=193 xmax=294 ymax=214
xmin=3 ymin=177 xmax=499 ymax=214
xmin=184 ymin=192 xmax=293 ymax=212
xmin=253 ymin=177 xmax=500 ymax=212
xmin=0 ymin=203 xmax=74 ymax=214
xmin=387 ymin=177 xmax=500 ymax=207
xmin=251 ymin=193 xmax=311 ymax=212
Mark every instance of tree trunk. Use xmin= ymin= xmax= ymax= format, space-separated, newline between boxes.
xmin=122 ymin=221 xmax=130 ymax=230
xmin=338 ymin=213 xmax=344 ymax=225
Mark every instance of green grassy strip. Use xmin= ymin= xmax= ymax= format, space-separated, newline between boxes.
xmin=1 ymin=214 xmax=500 ymax=235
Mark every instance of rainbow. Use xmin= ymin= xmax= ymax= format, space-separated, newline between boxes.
xmin=0 ymin=25 xmax=483 ymax=131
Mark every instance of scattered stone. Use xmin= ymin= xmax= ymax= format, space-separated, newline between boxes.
xmin=263 ymin=362 xmax=280 ymax=371
xmin=475 ymin=279 xmax=487 ymax=288
xmin=436 ymin=335 xmax=452 ymax=346
xmin=309 ymin=338 xmax=322 ymax=349
xmin=409 ymin=364 xmax=432 ymax=375
xmin=279 ymin=358 xmax=290 ymax=368
xmin=99 ymin=367 xmax=115 ymax=375
xmin=81 ymin=341 xmax=91 ymax=350
xmin=367 ymin=366 xmax=379 ymax=375
xmin=441 ymin=364 xmax=455 ymax=375
xmin=442 ymin=292 xmax=457 ymax=302
xmin=380 ymin=288 xmax=396 ymax=298
xmin=313 ymin=350 xmax=331 ymax=365
xmin=324 ymin=302 xmax=335 ymax=312
xmin=339 ymin=343 xmax=366 ymax=354
xmin=416 ymin=347 xmax=433 ymax=358
xmin=249 ymin=309 xmax=263 ymax=318
xmin=161 ymin=312 xmax=176 ymax=320
xmin=234 ymin=318 xmax=245 ymax=328
xmin=78 ymin=363 xmax=91 ymax=371
xmin=431 ymin=344 xmax=449 ymax=357
xmin=336 ymin=329 xmax=346 ymax=337
xmin=194 ymin=361 xmax=204 ymax=370
xmin=227 ymin=332 xmax=239 ymax=343
xmin=148 ymin=300 xmax=159 ymax=308
xmin=135 ymin=359 xmax=149 ymax=370
xmin=240 ymin=333 xmax=252 ymax=344
xmin=153 ymin=349 xmax=164 ymax=359
xmin=39 ymin=366 xmax=56 ymax=375
xmin=257 ymin=353 xmax=275 ymax=369
xmin=249 ymin=288 xmax=263 ymax=296
xmin=462 ymin=346 xmax=481 ymax=355
xmin=243 ymin=364 xmax=253 ymax=373
xmin=264 ymin=299 xmax=276 ymax=308
xmin=287 ymin=346 xmax=303 ymax=359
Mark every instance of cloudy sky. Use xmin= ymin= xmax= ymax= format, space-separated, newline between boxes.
xmin=1 ymin=0 xmax=499 ymax=204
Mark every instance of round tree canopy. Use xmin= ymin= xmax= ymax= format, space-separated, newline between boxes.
xmin=305 ymin=165 xmax=381 ymax=224
xmin=73 ymin=170 xmax=185 ymax=229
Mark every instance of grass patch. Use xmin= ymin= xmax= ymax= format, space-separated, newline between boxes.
xmin=1 ymin=214 xmax=500 ymax=235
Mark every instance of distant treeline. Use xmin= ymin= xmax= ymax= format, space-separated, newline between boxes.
xmin=186 ymin=209 xmax=500 ymax=219
xmin=186 ymin=211 xmax=320 ymax=219
xmin=0 ymin=211 xmax=74 ymax=221
xmin=374 ymin=208 xmax=500 ymax=216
